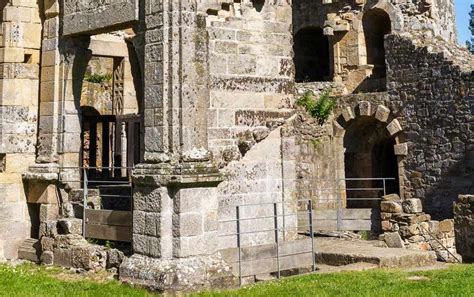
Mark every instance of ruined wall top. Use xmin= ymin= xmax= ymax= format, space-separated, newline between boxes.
xmin=293 ymin=0 xmax=457 ymax=43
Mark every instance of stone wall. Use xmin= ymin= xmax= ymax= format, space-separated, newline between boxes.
xmin=380 ymin=194 xmax=459 ymax=262
xmin=385 ymin=33 xmax=473 ymax=219
xmin=200 ymin=1 xmax=299 ymax=248
xmin=0 ymin=0 xmax=42 ymax=259
xmin=454 ymin=194 xmax=474 ymax=262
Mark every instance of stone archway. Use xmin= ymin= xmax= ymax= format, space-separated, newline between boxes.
xmin=365 ymin=0 xmax=404 ymax=32
xmin=333 ymin=101 xmax=407 ymax=205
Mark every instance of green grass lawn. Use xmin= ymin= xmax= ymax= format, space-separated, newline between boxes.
xmin=0 ymin=264 xmax=154 ymax=297
xmin=0 ymin=263 xmax=473 ymax=296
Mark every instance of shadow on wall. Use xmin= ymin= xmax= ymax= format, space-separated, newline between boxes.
xmin=422 ymin=149 xmax=474 ymax=220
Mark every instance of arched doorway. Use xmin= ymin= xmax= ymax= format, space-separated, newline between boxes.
xmin=363 ymin=9 xmax=391 ymax=78
xmin=343 ymin=116 xmax=399 ymax=208
xmin=293 ymin=27 xmax=331 ymax=82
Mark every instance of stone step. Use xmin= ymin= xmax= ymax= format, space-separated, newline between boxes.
xmin=316 ymin=262 xmax=378 ymax=273
xmin=17 ymin=238 xmax=40 ymax=263
xmin=315 ymin=237 xmax=437 ymax=269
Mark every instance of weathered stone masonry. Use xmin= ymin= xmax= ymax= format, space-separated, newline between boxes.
xmin=385 ymin=34 xmax=473 ymax=219
xmin=0 ymin=0 xmax=472 ymax=292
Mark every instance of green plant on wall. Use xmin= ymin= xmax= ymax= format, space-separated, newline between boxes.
xmin=296 ymin=89 xmax=336 ymax=124
xmin=84 ymin=72 xmax=112 ymax=84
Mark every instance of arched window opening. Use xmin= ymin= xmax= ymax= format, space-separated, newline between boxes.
xmin=363 ymin=9 xmax=391 ymax=78
xmin=294 ymin=27 xmax=331 ymax=82
xmin=344 ymin=117 xmax=399 ymax=209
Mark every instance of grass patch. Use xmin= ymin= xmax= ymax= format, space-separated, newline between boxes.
xmin=0 ymin=263 xmax=155 ymax=297
xmin=0 ymin=263 xmax=473 ymax=296
xmin=195 ymin=264 xmax=474 ymax=297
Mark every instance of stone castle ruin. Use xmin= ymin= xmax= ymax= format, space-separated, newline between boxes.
xmin=0 ymin=0 xmax=472 ymax=292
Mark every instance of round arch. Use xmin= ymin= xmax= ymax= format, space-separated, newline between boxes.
xmin=364 ymin=0 xmax=404 ymax=32
xmin=333 ymin=101 xmax=407 ymax=205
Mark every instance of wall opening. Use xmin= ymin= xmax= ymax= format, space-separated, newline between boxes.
xmin=343 ymin=117 xmax=399 ymax=208
xmin=363 ymin=8 xmax=391 ymax=78
xmin=293 ymin=27 xmax=331 ymax=82
xmin=251 ymin=0 xmax=265 ymax=12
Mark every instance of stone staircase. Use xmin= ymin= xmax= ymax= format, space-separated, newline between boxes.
xmin=17 ymin=238 xmax=41 ymax=263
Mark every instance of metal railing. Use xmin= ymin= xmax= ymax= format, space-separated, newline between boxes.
xmin=300 ymin=177 xmax=397 ymax=232
xmin=59 ymin=166 xmax=134 ymax=241
xmin=219 ymin=199 xmax=316 ymax=285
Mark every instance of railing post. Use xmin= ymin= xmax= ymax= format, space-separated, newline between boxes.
xmin=383 ymin=178 xmax=387 ymax=196
xmin=236 ymin=206 xmax=242 ymax=286
xmin=337 ymin=180 xmax=343 ymax=231
xmin=273 ymin=203 xmax=280 ymax=279
xmin=308 ymin=200 xmax=316 ymax=272
xmin=82 ymin=168 xmax=88 ymax=238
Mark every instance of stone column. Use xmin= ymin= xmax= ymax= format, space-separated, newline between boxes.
xmin=141 ymin=0 xmax=210 ymax=163
xmin=120 ymin=0 xmax=233 ymax=291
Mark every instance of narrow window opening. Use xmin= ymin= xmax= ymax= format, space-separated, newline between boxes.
xmin=293 ymin=27 xmax=331 ymax=82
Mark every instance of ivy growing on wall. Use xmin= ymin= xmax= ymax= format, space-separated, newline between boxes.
xmin=296 ymin=89 xmax=336 ymax=124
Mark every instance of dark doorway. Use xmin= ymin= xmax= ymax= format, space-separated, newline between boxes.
xmin=363 ymin=9 xmax=391 ymax=78
xmin=344 ymin=117 xmax=399 ymax=208
xmin=81 ymin=112 xmax=141 ymax=180
xmin=293 ymin=27 xmax=331 ymax=82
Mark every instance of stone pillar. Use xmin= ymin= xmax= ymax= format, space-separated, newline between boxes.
xmin=141 ymin=0 xmax=210 ymax=163
xmin=119 ymin=0 xmax=233 ymax=291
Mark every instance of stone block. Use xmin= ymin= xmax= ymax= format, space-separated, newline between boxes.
xmin=358 ymin=101 xmax=371 ymax=116
xmin=384 ymin=232 xmax=405 ymax=248
xmin=341 ymin=106 xmax=355 ymax=122
xmin=54 ymin=234 xmax=87 ymax=248
xmin=175 ymin=213 xmax=203 ymax=237
xmin=57 ymin=218 xmax=83 ymax=235
xmin=411 ymin=213 xmax=431 ymax=224
xmin=72 ymin=245 xmax=106 ymax=271
xmin=333 ymin=121 xmax=345 ymax=137
xmin=106 ymin=249 xmax=125 ymax=269
xmin=380 ymin=201 xmax=402 ymax=213
xmin=39 ymin=204 xmax=59 ymax=222
xmin=53 ymin=248 xmax=73 ymax=267
xmin=375 ymin=105 xmax=390 ymax=122
xmin=439 ymin=219 xmax=454 ymax=233
xmin=39 ymin=221 xmax=57 ymax=238
xmin=40 ymin=251 xmax=54 ymax=265
xmin=394 ymin=143 xmax=408 ymax=156
xmin=381 ymin=220 xmax=392 ymax=231
xmin=40 ymin=236 xmax=54 ymax=252
xmin=402 ymin=199 xmax=423 ymax=214
xmin=400 ymin=224 xmax=420 ymax=237
xmin=28 ymin=183 xmax=59 ymax=204
xmin=382 ymin=194 xmax=401 ymax=201
xmin=62 ymin=1 xmax=139 ymax=36
xmin=0 ymin=48 xmax=25 ymax=63
xmin=386 ymin=119 xmax=403 ymax=136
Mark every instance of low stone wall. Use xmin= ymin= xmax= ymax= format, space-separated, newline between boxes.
xmin=454 ymin=194 xmax=474 ymax=263
xmin=380 ymin=194 xmax=460 ymax=262
xmin=20 ymin=183 xmax=126 ymax=272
